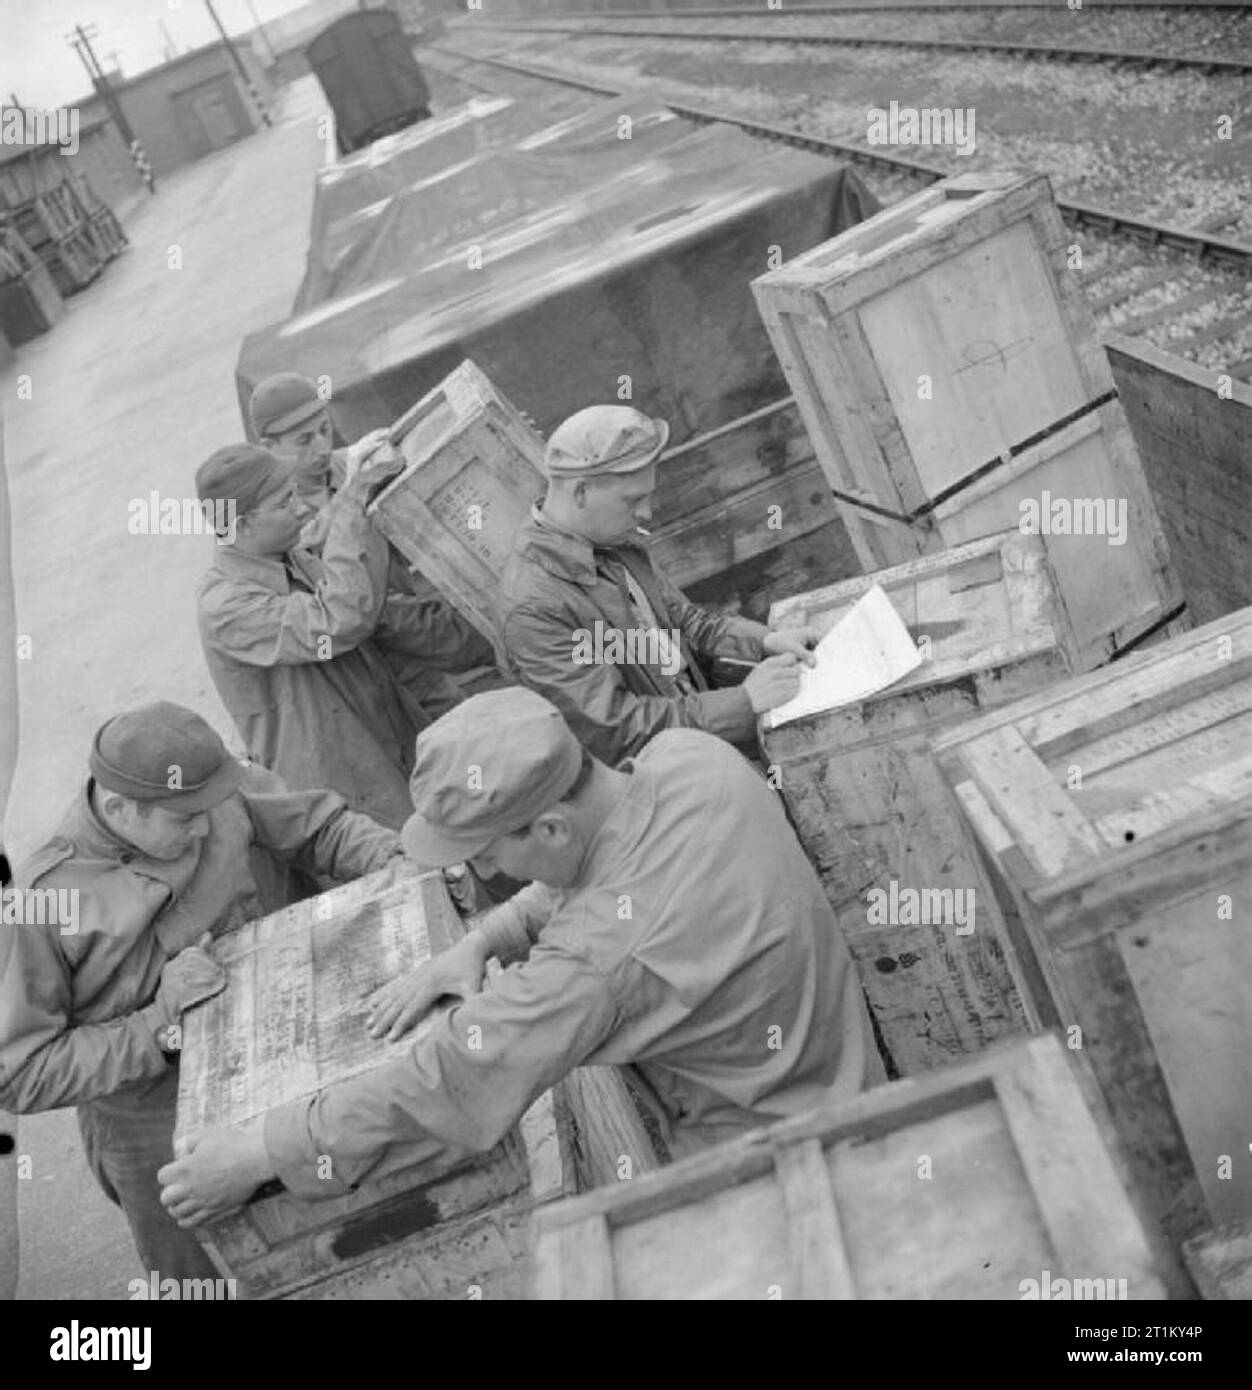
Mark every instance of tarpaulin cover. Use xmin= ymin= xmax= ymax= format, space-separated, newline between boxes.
xmin=240 ymin=92 xmax=876 ymax=441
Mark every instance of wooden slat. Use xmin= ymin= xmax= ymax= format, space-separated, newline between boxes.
xmin=772 ymin=1138 xmax=856 ymax=1299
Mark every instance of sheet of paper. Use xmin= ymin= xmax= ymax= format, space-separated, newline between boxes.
xmin=765 ymin=584 xmax=926 ymax=729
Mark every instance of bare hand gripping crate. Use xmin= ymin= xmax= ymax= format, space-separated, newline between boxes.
xmin=367 ymin=359 xmax=547 ymax=666
xmin=176 ymin=861 xmax=660 ymax=1299
xmin=528 ymin=1033 xmax=1173 ymax=1300
xmin=751 ymin=170 xmax=1186 ymax=669
xmin=933 ymin=608 xmax=1252 ymax=1264
xmin=761 ymin=531 xmax=1081 ymax=1077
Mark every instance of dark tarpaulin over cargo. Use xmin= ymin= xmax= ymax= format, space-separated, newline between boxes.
xmin=237 ymin=94 xmax=878 ymax=609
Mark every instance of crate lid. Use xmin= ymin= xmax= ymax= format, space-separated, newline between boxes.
xmin=766 ymin=530 xmax=1070 ymax=708
xmin=933 ymin=609 xmax=1252 ymax=935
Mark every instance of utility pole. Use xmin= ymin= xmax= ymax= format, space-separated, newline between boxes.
xmin=243 ymin=0 xmax=279 ymax=66
xmin=66 ymin=23 xmax=155 ymax=193
xmin=158 ymin=19 xmax=179 ymax=62
xmin=204 ymin=0 xmax=273 ymax=128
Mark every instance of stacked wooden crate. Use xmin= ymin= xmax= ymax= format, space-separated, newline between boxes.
xmin=368 ymin=358 xmax=547 ymax=667
xmin=761 ymin=531 xmax=1080 ymax=1076
xmin=0 ymin=218 xmax=63 ymax=344
xmin=932 ymin=608 xmax=1252 ymax=1259
xmin=8 ymin=186 xmax=102 ymax=295
xmin=529 ymin=1032 xmax=1179 ymax=1299
xmin=752 ymin=170 xmax=1186 ymax=670
xmin=177 ymin=860 xmax=659 ymax=1299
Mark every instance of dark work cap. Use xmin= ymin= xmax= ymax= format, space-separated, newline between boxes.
xmin=401 ymin=689 xmax=585 ymax=867
xmin=195 ymin=443 xmax=288 ymax=520
xmin=90 ymin=702 xmax=243 ymax=813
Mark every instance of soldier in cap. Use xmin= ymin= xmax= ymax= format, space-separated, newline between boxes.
xmin=195 ymin=442 xmax=446 ymax=829
xmin=498 ymin=404 xmax=819 ymax=765
xmin=249 ymin=371 xmax=502 ymax=718
xmin=157 ymin=690 xmax=882 ymax=1226
xmin=0 ymin=702 xmax=401 ymax=1282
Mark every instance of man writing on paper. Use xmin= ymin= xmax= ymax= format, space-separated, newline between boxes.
xmin=498 ymin=405 xmax=820 ymax=765
xmin=157 ymin=690 xmax=883 ymax=1225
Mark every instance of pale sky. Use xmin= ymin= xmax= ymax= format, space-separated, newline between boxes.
xmin=0 ymin=0 xmax=313 ymax=109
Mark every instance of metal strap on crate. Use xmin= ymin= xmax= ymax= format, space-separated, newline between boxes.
xmin=660 ymin=388 xmax=1121 ymax=529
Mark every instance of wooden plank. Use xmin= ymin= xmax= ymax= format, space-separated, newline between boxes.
xmin=1183 ymin=1219 xmax=1252 ymax=1300
xmin=772 ymin=1138 xmax=856 ymax=1299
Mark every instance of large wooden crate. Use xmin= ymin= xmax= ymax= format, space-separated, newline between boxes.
xmin=762 ymin=531 xmax=1080 ymax=1076
xmin=176 ymin=860 xmax=662 ymax=1299
xmin=176 ymin=861 xmax=536 ymax=1297
xmin=751 ymin=170 xmax=1185 ymax=669
xmin=529 ymin=1033 xmax=1174 ymax=1300
xmin=367 ymin=359 xmax=546 ymax=665
xmin=933 ymin=609 xmax=1252 ymax=1259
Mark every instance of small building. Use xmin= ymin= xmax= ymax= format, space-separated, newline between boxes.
xmin=0 ymin=109 xmax=145 ymax=220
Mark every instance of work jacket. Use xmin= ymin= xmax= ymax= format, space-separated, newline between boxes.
xmin=264 ymin=730 xmax=879 ymax=1198
xmin=498 ymin=507 xmax=766 ymax=765
xmin=0 ymin=763 xmax=399 ymax=1115
xmin=303 ymin=449 xmax=500 ymax=719
xmin=198 ymin=497 xmax=432 ymax=829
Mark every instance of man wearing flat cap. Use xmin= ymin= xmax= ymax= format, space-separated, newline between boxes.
xmin=158 ymin=690 xmax=882 ymax=1227
xmin=249 ymin=371 xmax=501 ymax=719
xmin=0 ymin=702 xmax=401 ymax=1282
xmin=196 ymin=442 xmax=447 ymax=829
xmin=498 ymin=404 xmax=819 ymax=766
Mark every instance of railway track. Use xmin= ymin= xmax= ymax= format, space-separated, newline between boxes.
xmin=463 ymin=17 xmax=1252 ymax=77
xmin=427 ymin=32 xmax=1252 ymax=379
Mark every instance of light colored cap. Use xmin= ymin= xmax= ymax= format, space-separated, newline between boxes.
xmin=249 ymin=373 xmax=325 ymax=438
xmin=544 ymin=405 xmax=669 ymax=479
xmin=401 ymin=690 xmax=585 ymax=868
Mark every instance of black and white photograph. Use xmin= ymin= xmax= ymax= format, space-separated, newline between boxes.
xmin=0 ymin=0 xmax=1248 ymax=1345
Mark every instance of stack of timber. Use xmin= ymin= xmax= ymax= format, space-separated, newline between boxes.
xmin=529 ymin=1033 xmax=1176 ymax=1300
xmin=762 ymin=530 xmax=1080 ymax=1077
xmin=932 ymin=608 xmax=1252 ymax=1264
xmin=752 ymin=170 xmax=1186 ymax=669
xmin=368 ymin=358 xmax=547 ymax=666
xmin=0 ymin=218 xmax=63 ymax=344
xmin=176 ymin=860 xmax=658 ymax=1299
xmin=6 ymin=184 xmax=102 ymax=295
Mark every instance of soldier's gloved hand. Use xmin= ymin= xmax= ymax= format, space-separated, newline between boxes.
xmin=157 ymin=935 xmax=227 ymax=1019
xmin=341 ymin=428 xmax=400 ymax=488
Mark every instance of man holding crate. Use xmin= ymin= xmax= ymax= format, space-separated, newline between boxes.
xmin=498 ymin=404 xmax=819 ymax=766
xmin=0 ymin=702 xmax=402 ymax=1283
xmin=157 ymin=689 xmax=883 ymax=1226
xmin=248 ymin=371 xmax=502 ymax=719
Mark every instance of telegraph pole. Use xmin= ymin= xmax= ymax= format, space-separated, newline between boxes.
xmin=67 ymin=24 xmax=155 ymax=192
xmin=204 ymin=0 xmax=273 ymax=128
xmin=243 ymin=0 xmax=279 ymax=66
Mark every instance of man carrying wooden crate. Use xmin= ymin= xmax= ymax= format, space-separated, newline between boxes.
xmin=249 ymin=371 xmax=503 ymax=719
xmin=498 ymin=405 xmax=817 ymax=765
xmin=0 ymin=702 xmax=403 ymax=1284
xmin=157 ymin=689 xmax=884 ymax=1226
xmin=196 ymin=442 xmax=471 ymax=831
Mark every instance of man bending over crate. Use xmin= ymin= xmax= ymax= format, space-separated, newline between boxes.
xmin=157 ymin=689 xmax=884 ymax=1225
xmin=0 ymin=702 xmax=403 ymax=1283
xmin=249 ymin=371 xmax=503 ymax=719
xmin=498 ymin=405 xmax=819 ymax=765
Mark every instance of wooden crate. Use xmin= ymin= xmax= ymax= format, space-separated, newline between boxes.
xmin=529 ymin=1033 xmax=1174 ymax=1300
xmin=176 ymin=861 xmax=536 ymax=1298
xmin=751 ymin=170 xmax=1185 ymax=669
xmin=367 ymin=359 xmax=547 ymax=665
xmin=762 ymin=530 xmax=1080 ymax=1076
xmin=932 ymin=609 xmax=1252 ymax=1258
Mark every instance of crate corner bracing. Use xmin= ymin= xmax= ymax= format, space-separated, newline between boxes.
xmin=751 ymin=170 xmax=1186 ymax=670
xmin=933 ymin=608 xmax=1252 ymax=1263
